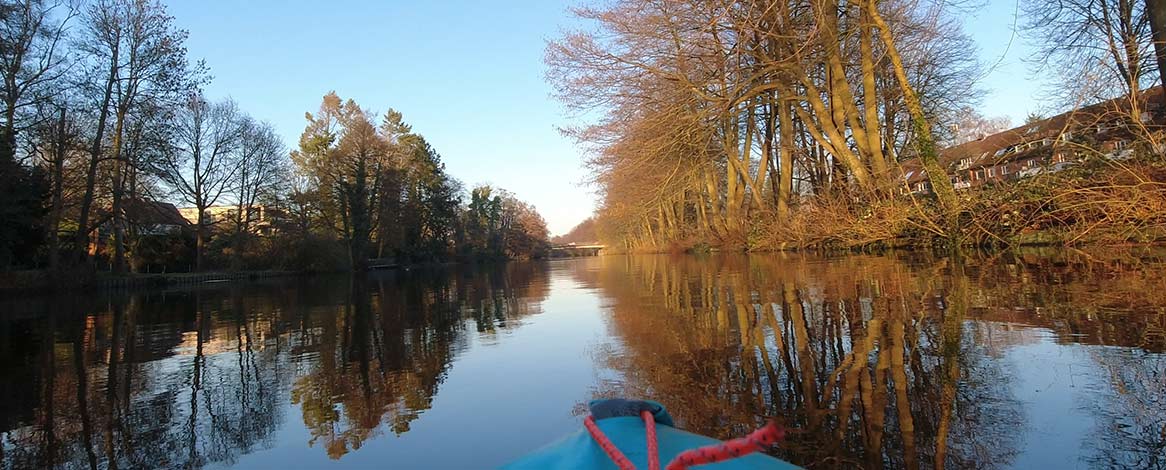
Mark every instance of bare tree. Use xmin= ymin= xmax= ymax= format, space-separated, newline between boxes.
xmin=154 ymin=95 xmax=243 ymax=271
xmin=229 ymin=117 xmax=285 ymax=268
xmin=0 ymin=0 xmax=73 ymax=268
xmin=118 ymin=98 xmax=174 ymax=271
xmin=72 ymin=0 xmax=196 ymax=269
xmin=946 ymin=108 xmax=1013 ymax=146
xmin=30 ymin=104 xmax=77 ymax=269
xmin=1023 ymin=0 xmax=1154 ymax=106
xmin=547 ymin=0 xmax=982 ymax=249
xmin=0 ymin=0 xmax=74 ymax=164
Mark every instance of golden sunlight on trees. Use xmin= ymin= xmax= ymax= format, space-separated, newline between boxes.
xmin=462 ymin=185 xmax=550 ymax=259
xmin=569 ymin=251 xmax=1166 ymax=468
xmin=553 ymin=217 xmax=599 ymax=244
xmin=292 ymin=93 xmax=391 ymax=271
xmin=549 ymin=0 xmax=1166 ymax=252
xmin=290 ymin=93 xmax=549 ymax=271
xmin=0 ymin=1 xmax=553 ymax=274
xmin=1023 ymin=0 xmax=1155 ymax=106
xmin=547 ymin=0 xmax=985 ymax=250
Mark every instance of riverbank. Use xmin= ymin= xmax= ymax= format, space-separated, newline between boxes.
xmin=594 ymin=156 xmax=1166 ymax=253
xmin=0 ymin=254 xmax=540 ymax=295
xmin=0 ymin=269 xmax=303 ymax=294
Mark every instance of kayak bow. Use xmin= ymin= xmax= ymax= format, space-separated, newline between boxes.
xmin=502 ymin=399 xmax=801 ymax=470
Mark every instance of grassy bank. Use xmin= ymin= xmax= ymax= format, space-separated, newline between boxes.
xmin=599 ymin=156 xmax=1166 ymax=254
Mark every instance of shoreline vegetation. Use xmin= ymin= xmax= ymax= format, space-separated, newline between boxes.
xmin=578 ymin=147 xmax=1166 ymax=255
xmin=591 ymin=152 xmax=1166 ymax=255
xmin=2 ymin=0 xmax=1165 ymax=286
xmin=0 ymin=1 xmax=551 ymax=285
xmin=546 ymin=0 xmax=1166 ymax=254
xmin=0 ymin=258 xmax=473 ymax=294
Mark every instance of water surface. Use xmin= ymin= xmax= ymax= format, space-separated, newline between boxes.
xmin=1 ymin=253 xmax=1164 ymax=469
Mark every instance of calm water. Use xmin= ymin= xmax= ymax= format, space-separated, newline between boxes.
xmin=1 ymin=252 xmax=1165 ymax=469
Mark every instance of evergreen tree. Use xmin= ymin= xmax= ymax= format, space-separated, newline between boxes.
xmin=0 ymin=159 xmax=48 ymax=269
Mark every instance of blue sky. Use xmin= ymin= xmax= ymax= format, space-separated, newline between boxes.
xmin=167 ymin=0 xmax=1038 ymax=236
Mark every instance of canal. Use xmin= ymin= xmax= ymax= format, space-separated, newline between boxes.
xmin=1 ymin=252 xmax=1164 ymax=469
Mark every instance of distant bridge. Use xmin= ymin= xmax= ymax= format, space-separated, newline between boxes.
xmin=549 ymin=243 xmax=606 ymax=257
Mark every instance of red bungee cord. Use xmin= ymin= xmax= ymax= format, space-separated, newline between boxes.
xmin=584 ymin=412 xmax=784 ymax=470
xmin=664 ymin=421 xmax=785 ymax=470
xmin=583 ymin=414 xmax=638 ymax=470
xmin=643 ymin=411 xmax=660 ymax=470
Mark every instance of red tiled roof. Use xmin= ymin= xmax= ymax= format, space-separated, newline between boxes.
xmin=901 ymin=86 xmax=1165 ymax=184
xmin=122 ymin=199 xmax=191 ymax=227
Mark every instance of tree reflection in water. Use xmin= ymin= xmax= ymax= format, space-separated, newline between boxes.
xmin=569 ymin=251 xmax=1166 ymax=469
xmin=288 ymin=263 xmax=549 ymax=458
xmin=1 ymin=252 xmax=1164 ymax=469
xmin=0 ymin=262 xmax=551 ymax=469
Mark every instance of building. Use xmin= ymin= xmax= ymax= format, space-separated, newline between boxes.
xmin=88 ymin=199 xmax=191 ymax=255
xmin=122 ymin=199 xmax=192 ymax=235
xmin=178 ymin=205 xmax=284 ymax=236
xmin=902 ymin=86 xmax=1166 ymax=194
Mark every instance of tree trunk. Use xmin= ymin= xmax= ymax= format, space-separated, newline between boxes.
xmin=860 ymin=10 xmax=888 ymax=182
xmin=195 ymin=208 xmax=206 ymax=272
xmin=350 ymin=159 xmax=371 ymax=272
xmin=724 ymin=120 xmax=743 ymax=232
xmin=734 ymin=102 xmax=768 ymax=210
xmin=867 ymin=0 xmax=959 ymax=232
xmin=233 ymin=207 xmax=246 ymax=272
xmin=110 ymin=174 xmax=125 ymax=273
xmin=109 ymin=108 xmax=129 ymax=274
xmin=1 ymin=97 xmax=16 ymax=167
xmin=48 ymin=108 xmax=66 ymax=270
xmin=1150 ymin=0 xmax=1166 ymax=90
xmin=777 ymin=100 xmax=795 ymax=220
xmin=74 ymin=44 xmax=118 ymax=264
xmin=703 ymin=167 xmax=726 ymax=237
xmin=126 ymin=158 xmax=141 ymax=273
xmin=233 ymin=166 xmax=249 ymax=271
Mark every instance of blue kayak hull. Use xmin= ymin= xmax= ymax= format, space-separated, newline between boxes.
xmin=501 ymin=416 xmax=801 ymax=470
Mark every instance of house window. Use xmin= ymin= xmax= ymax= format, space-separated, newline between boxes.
xmin=1114 ymin=140 xmax=1127 ymax=150
xmin=988 ymin=167 xmax=995 ymax=177
xmin=1001 ymin=165 xmax=1009 ymax=175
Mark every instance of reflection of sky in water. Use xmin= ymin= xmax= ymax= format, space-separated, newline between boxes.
xmin=220 ymin=263 xmax=618 ymax=469
xmin=935 ymin=321 xmax=1163 ymax=470
xmin=1006 ymin=330 xmax=1097 ymax=469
